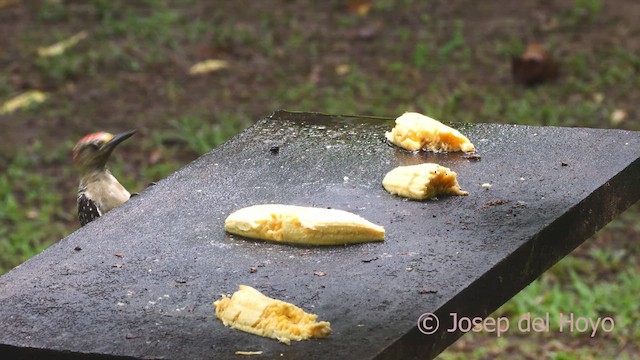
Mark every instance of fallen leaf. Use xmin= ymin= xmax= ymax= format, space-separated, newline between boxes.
xmin=37 ymin=31 xmax=88 ymax=58
xmin=148 ymin=148 xmax=163 ymax=165
xmin=512 ymin=43 xmax=559 ymax=86
xmin=189 ymin=59 xmax=229 ymax=75
xmin=0 ymin=0 xmax=20 ymax=8
xmin=610 ymin=109 xmax=627 ymax=125
xmin=0 ymin=90 xmax=47 ymax=115
xmin=235 ymin=351 xmax=264 ymax=356
xmin=593 ymin=93 xmax=604 ymax=104
xmin=335 ymin=64 xmax=350 ymax=76
xmin=347 ymin=0 xmax=372 ymax=16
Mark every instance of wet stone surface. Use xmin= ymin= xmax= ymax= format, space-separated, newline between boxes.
xmin=1 ymin=110 xmax=639 ymax=359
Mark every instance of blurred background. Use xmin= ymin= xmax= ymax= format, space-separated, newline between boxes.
xmin=0 ymin=0 xmax=638 ymax=358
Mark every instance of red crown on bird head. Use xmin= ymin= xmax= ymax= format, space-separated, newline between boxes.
xmin=72 ymin=132 xmax=114 ymax=161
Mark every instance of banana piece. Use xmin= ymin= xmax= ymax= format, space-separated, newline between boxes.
xmin=225 ymin=204 xmax=385 ymax=245
xmin=214 ymin=285 xmax=332 ymax=345
xmin=385 ymin=112 xmax=475 ymax=152
xmin=382 ymin=163 xmax=468 ymax=200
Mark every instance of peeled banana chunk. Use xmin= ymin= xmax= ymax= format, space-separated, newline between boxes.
xmin=382 ymin=163 xmax=468 ymax=200
xmin=385 ymin=112 xmax=475 ymax=153
xmin=215 ymin=285 xmax=332 ymax=345
xmin=225 ymin=204 xmax=385 ymax=245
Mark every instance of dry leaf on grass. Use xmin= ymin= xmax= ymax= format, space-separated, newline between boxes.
xmin=189 ymin=59 xmax=229 ymax=75
xmin=1 ymin=91 xmax=47 ymax=115
xmin=610 ymin=109 xmax=627 ymax=125
xmin=335 ymin=64 xmax=350 ymax=76
xmin=512 ymin=43 xmax=559 ymax=86
xmin=148 ymin=148 xmax=163 ymax=165
xmin=347 ymin=0 xmax=372 ymax=16
xmin=0 ymin=0 xmax=21 ymax=9
xmin=37 ymin=31 xmax=88 ymax=58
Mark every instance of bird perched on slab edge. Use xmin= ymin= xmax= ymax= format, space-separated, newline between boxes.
xmin=73 ymin=130 xmax=136 ymax=226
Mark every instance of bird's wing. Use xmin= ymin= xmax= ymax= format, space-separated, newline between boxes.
xmin=78 ymin=192 xmax=101 ymax=226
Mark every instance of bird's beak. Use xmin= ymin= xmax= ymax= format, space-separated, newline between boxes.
xmin=102 ymin=130 xmax=136 ymax=153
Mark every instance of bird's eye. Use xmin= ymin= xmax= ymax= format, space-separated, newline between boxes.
xmin=77 ymin=143 xmax=100 ymax=156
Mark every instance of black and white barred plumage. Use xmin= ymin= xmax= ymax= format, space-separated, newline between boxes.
xmin=77 ymin=190 xmax=101 ymax=226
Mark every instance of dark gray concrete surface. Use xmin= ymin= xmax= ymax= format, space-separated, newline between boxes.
xmin=1 ymin=110 xmax=639 ymax=360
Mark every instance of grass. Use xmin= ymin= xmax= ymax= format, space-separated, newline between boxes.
xmin=568 ymin=0 xmax=603 ymax=23
xmin=171 ymin=112 xmax=250 ymax=155
xmin=440 ymin=206 xmax=640 ymax=359
xmin=0 ymin=143 xmax=69 ymax=274
xmin=438 ymin=20 xmax=469 ymax=64
xmin=0 ymin=0 xmax=638 ymax=358
xmin=501 ymin=263 xmax=639 ymax=340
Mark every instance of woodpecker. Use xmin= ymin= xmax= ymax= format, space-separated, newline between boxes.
xmin=73 ymin=130 xmax=136 ymax=226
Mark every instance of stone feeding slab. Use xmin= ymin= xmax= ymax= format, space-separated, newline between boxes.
xmin=1 ymin=110 xmax=639 ymax=359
